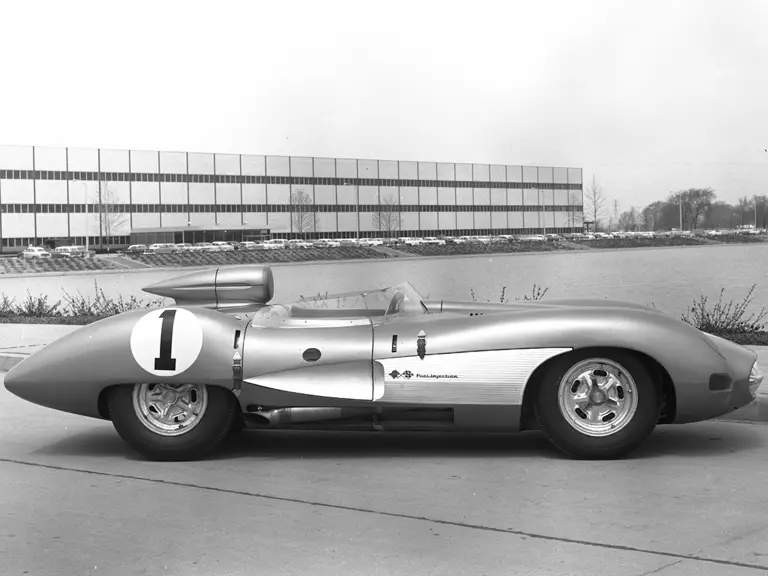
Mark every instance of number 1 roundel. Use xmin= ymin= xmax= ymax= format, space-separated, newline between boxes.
xmin=129 ymin=308 xmax=204 ymax=376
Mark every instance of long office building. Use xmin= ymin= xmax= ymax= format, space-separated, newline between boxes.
xmin=0 ymin=145 xmax=584 ymax=249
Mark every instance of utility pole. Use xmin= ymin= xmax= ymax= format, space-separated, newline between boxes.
xmin=612 ymin=199 xmax=619 ymax=232
xmin=754 ymin=194 xmax=758 ymax=228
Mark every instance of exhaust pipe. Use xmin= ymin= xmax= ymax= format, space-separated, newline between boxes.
xmin=249 ymin=407 xmax=375 ymax=427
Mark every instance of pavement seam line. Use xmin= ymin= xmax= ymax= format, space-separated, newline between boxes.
xmin=635 ymin=559 xmax=685 ymax=576
xmin=1 ymin=457 xmax=767 ymax=572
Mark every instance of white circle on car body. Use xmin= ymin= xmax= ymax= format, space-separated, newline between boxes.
xmin=129 ymin=308 xmax=204 ymax=376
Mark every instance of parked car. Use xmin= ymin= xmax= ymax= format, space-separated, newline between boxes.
xmin=123 ymin=245 xmax=148 ymax=255
xmin=261 ymin=239 xmax=287 ymax=250
xmin=6 ymin=263 xmax=763 ymax=462
xmin=191 ymin=242 xmax=216 ymax=252
xmin=422 ymin=237 xmax=446 ymax=245
xmin=238 ymin=241 xmax=259 ymax=251
xmin=313 ymin=239 xmax=341 ymax=248
xmin=175 ymin=243 xmax=193 ymax=252
xmin=19 ymin=246 xmax=52 ymax=260
xmin=359 ymin=238 xmax=384 ymax=246
xmin=70 ymin=245 xmax=95 ymax=258
xmin=211 ymin=242 xmax=235 ymax=252
xmin=51 ymin=246 xmax=81 ymax=259
xmin=147 ymin=243 xmax=181 ymax=254
xmin=286 ymin=239 xmax=314 ymax=249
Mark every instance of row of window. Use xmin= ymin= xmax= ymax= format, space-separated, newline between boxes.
xmin=6 ymin=228 xmax=583 ymax=248
xmin=1 ymin=203 xmax=584 ymax=214
xmin=3 ymin=236 xmax=131 ymax=248
xmin=0 ymin=170 xmax=583 ymax=190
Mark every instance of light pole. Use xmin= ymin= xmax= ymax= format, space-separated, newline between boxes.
xmin=72 ymin=179 xmax=89 ymax=254
xmin=754 ymin=194 xmax=758 ymax=228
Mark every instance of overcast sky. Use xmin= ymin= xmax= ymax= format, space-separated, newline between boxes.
xmin=1 ymin=0 xmax=767 ymax=212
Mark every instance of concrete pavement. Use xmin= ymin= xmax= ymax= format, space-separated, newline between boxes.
xmin=4 ymin=371 xmax=768 ymax=575
xmin=4 ymin=326 xmax=768 ymax=573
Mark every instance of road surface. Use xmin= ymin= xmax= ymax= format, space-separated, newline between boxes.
xmin=2 ymin=373 xmax=768 ymax=576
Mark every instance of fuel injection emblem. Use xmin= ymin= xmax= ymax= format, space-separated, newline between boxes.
xmin=417 ymin=330 xmax=427 ymax=360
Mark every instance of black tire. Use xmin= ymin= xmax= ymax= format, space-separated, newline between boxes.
xmin=108 ymin=384 xmax=239 ymax=461
xmin=533 ymin=349 xmax=660 ymax=459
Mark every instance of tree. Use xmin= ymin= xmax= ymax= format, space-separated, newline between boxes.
xmin=97 ymin=181 xmax=128 ymax=247
xmin=705 ymin=201 xmax=738 ymax=229
xmin=642 ymin=201 xmax=665 ymax=231
xmin=564 ymin=189 xmax=583 ymax=231
xmin=670 ymin=188 xmax=715 ymax=230
xmin=584 ymin=175 xmax=606 ymax=231
xmin=373 ymin=195 xmax=403 ymax=236
xmin=738 ymin=195 xmax=752 ymax=227
xmin=617 ymin=206 xmax=644 ymax=231
xmin=754 ymin=195 xmax=768 ymax=228
xmin=291 ymin=188 xmax=317 ymax=233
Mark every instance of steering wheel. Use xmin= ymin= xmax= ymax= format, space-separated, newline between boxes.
xmin=385 ymin=291 xmax=406 ymax=315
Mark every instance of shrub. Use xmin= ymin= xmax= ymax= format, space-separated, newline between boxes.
xmin=470 ymin=285 xmax=549 ymax=303
xmin=0 ymin=280 xmax=164 ymax=321
xmin=681 ymin=284 xmax=768 ymax=335
xmin=62 ymin=280 xmax=164 ymax=316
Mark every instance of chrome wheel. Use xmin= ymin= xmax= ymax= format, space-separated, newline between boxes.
xmin=557 ymin=358 xmax=638 ymax=437
xmin=132 ymin=383 xmax=209 ymax=437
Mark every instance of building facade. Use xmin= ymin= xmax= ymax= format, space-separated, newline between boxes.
xmin=0 ymin=145 xmax=584 ymax=250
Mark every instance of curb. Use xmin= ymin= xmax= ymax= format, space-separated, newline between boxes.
xmin=0 ymin=354 xmax=25 ymax=371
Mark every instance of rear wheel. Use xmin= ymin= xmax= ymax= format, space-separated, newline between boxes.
xmin=533 ymin=350 xmax=660 ymax=459
xmin=108 ymin=383 xmax=238 ymax=461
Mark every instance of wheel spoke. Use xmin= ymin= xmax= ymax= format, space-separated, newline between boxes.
xmin=557 ymin=358 xmax=638 ymax=438
xmin=133 ymin=383 xmax=209 ymax=437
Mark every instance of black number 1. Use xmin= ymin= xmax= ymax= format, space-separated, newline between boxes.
xmin=154 ymin=310 xmax=177 ymax=371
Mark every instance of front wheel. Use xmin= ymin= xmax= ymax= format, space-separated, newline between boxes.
xmin=108 ymin=383 xmax=239 ymax=461
xmin=533 ymin=350 xmax=660 ymax=459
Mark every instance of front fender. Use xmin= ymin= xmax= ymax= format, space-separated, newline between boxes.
xmin=4 ymin=306 xmax=248 ymax=419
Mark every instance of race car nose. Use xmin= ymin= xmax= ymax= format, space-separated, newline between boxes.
xmin=4 ymin=355 xmax=47 ymax=403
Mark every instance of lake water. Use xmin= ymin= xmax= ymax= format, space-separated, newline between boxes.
xmin=1 ymin=243 xmax=767 ymax=318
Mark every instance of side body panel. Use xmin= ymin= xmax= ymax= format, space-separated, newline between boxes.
xmin=371 ymin=313 xmax=568 ymax=404
xmin=241 ymin=317 xmax=374 ymax=402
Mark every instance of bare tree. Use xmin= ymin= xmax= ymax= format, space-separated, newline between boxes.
xmin=618 ymin=206 xmax=643 ymax=231
xmin=566 ymin=189 xmax=583 ymax=231
xmin=754 ymin=194 xmax=768 ymax=228
xmin=584 ymin=175 xmax=606 ymax=231
xmin=738 ymin=195 xmax=752 ymax=227
xmin=291 ymin=188 xmax=317 ymax=233
xmin=373 ymin=195 xmax=403 ymax=236
xmin=686 ymin=188 xmax=715 ymax=229
xmin=97 ymin=181 xmax=128 ymax=247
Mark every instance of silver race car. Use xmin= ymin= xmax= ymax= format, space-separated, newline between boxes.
xmin=4 ymin=265 xmax=763 ymax=461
